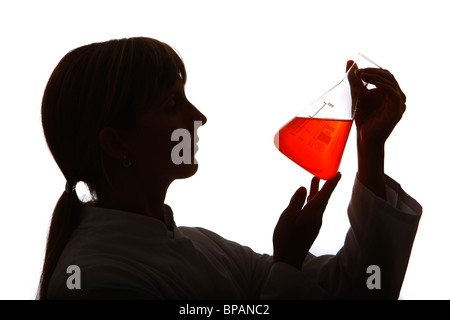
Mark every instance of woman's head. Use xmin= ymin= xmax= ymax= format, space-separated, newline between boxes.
xmin=39 ymin=37 xmax=206 ymax=298
xmin=42 ymin=37 xmax=204 ymax=192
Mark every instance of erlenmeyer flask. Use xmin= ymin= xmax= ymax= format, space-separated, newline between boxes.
xmin=274 ymin=54 xmax=381 ymax=180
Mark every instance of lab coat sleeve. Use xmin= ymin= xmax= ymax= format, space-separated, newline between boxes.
xmin=301 ymin=174 xmax=422 ymax=299
xmin=260 ymin=262 xmax=327 ymax=299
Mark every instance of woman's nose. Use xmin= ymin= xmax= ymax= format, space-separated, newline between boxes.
xmin=190 ymin=101 xmax=207 ymax=125
xmin=198 ymin=111 xmax=207 ymax=125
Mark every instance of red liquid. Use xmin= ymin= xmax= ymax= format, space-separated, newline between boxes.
xmin=274 ymin=117 xmax=353 ymax=180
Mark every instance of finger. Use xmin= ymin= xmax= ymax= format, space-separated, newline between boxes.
xmin=279 ymin=186 xmax=307 ymax=223
xmin=375 ymin=81 xmax=407 ymax=114
xmin=357 ymin=67 xmax=392 ymax=77
xmin=359 ymin=72 xmax=406 ymax=104
xmin=358 ymin=71 xmax=397 ymax=88
xmin=306 ymin=172 xmax=341 ymax=211
xmin=320 ymin=172 xmax=341 ymax=200
xmin=400 ymin=88 xmax=407 ymax=103
xmin=308 ymin=177 xmax=320 ymax=202
xmin=356 ymin=68 xmax=406 ymax=102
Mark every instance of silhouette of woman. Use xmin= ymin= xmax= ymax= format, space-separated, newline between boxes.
xmin=39 ymin=37 xmax=421 ymax=299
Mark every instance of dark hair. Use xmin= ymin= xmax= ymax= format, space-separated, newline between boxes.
xmin=39 ymin=37 xmax=186 ymax=299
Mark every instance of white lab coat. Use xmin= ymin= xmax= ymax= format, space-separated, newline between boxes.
xmin=47 ymin=175 xmax=421 ymax=299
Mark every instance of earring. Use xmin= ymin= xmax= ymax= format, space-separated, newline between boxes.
xmin=122 ymin=155 xmax=132 ymax=168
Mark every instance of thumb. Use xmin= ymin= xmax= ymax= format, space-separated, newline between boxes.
xmin=346 ymin=61 xmax=364 ymax=116
xmin=346 ymin=60 xmax=354 ymax=72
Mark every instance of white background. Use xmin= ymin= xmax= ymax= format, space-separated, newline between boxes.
xmin=1 ymin=0 xmax=448 ymax=299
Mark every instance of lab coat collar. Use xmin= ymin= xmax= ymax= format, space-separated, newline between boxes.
xmin=79 ymin=204 xmax=181 ymax=239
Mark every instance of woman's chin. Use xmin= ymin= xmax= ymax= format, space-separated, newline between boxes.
xmin=174 ymin=162 xmax=199 ymax=179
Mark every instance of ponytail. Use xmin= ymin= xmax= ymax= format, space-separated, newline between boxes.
xmin=38 ymin=187 xmax=81 ymax=299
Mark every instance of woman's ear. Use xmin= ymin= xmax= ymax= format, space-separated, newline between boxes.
xmin=98 ymin=127 xmax=131 ymax=161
